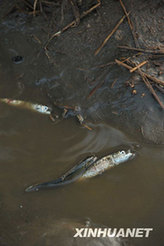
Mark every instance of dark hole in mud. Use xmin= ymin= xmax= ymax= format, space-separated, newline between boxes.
xmin=12 ymin=55 xmax=24 ymax=64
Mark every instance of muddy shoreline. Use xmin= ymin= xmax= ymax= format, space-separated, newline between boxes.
xmin=0 ymin=0 xmax=164 ymax=144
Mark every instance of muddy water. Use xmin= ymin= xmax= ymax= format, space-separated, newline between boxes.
xmin=0 ymin=97 xmax=163 ymax=246
xmin=0 ymin=0 xmax=163 ymax=244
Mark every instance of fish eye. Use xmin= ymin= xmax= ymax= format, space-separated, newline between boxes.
xmin=121 ymin=151 xmax=125 ymax=154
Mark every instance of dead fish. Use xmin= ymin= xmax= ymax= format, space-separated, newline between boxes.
xmin=25 ymin=150 xmax=135 ymax=192
xmin=0 ymin=98 xmax=51 ymax=115
xmin=81 ymin=150 xmax=135 ymax=179
xmin=25 ymin=156 xmax=97 ymax=192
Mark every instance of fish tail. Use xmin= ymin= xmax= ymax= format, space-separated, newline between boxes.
xmin=25 ymin=178 xmax=75 ymax=192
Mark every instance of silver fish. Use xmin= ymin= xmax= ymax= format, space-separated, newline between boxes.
xmin=81 ymin=150 xmax=135 ymax=179
xmin=25 ymin=150 xmax=135 ymax=192
xmin=25 ymin=156 xmax=97 ymax=192
xmin=0 ymin=98 xmax=51 ymax=115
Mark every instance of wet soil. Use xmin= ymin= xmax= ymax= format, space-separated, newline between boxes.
xmin=0 ymin=0 xmax=164 ymax=143
xmin=0 ymin=0 xmax=164 ymax=245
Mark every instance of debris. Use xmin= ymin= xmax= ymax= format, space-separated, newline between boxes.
xmin=132 ymin=89 xmax=137 ymax=95
xmin=119 ymin=0 xmax=139 ymax=47
xmin=118 ymin=45 xmax=164 ymax=55
xmin=115 ymin=59 xmax=164 ymax=109
xmin=95 ymin=12 xmax=130 ymax=56
xmin=33 ymin=0 xmax=38 ymax=16
xmin=130 ymin=60 xmax=148 ymax=73
xmin=111 ymin=79 xmax=118 ymax=88
xmin=138 ymin=70 xmax=164 ymax=110
xmin=115 ymin=59 xmax=164 ymax=86
xmin=45 ymin=0 xmax=101 ymax=47
xmin=87 ymin=80 xmax=105 ymax=99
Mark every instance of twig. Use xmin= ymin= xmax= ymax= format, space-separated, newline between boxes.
xmin=119 ymin=0 xmax=139 ymax=47
xmin=111 ymin=79 xmax=118 ymax=88
xmin=145 ymin=74 xmax=164 ymax=87
xmin=31 ymin=34 xmax=42 ymax=45
xmin=140 ymin=71 xmax=164 ymax=110
xmin=115 ymin=59 xmax=132 ymax=70
xmin=82 ymin=123 xmax=93 ymax=131
xmin=33 ymin=0 xmax=38 ymax=17
xmin=45 ymin=1 xmax=101 ymax=48
xmin=155 ymin=84 xmax=164 ymax=94
xmin=119 ymin=0 xmax=133 ymax=29
xmin=118 ymin=45 xmax=164 ymax=55
xmin=87 ymin=80 xmax=104 ymax=99
xmin=130 ymin=60 xmax=148 ymax=73
xmin=22 ymin=0 xmax=34 ymax=10
xmin=115 ymin=59 xmax=164 ymax=86
xmin=69 ymin=0 xmax=80 ymax=25
xmin=115 ymin=59 xmax=164 ymax=109
xmin=95 ymin=13 xmax=129 ymax=56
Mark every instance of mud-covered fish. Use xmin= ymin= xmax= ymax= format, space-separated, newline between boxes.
xmin=0 ymin=98 xmax=51 ymax=115
xmin=25 ymin=149 xmax=135 ymax=192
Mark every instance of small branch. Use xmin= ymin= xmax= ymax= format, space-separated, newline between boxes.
xmin=119 ymin=0 xmax=133 ymax=29
xmin=87 ymin=80 xmax=105 ymax=99
xmin=140 ymin=72 xmax=164 ymax=110
xmin=119 ymin=0 xmax=139 ymax=47
xmin=111 ymin=78 xmax=118 ymax=88
xmin=22 ymin=0 xmax=33 ymax=10
xmin=45 ymin=1 xmax=101 ymax=48
xmin=115 ymin=59 xmax=164 ymax=109
xmin=82 ymin=123 xmax=93 ymax=131
xmin=115 ymin=59 xmax=164 ymax=86
xmin=118 ymin=45 xmax=164 ymax=55
xmin=33 ymin=0 xmax=38 ymax=17
xmin=69 ymin=0 xmax=80 ymax=25
xmin=95 ymin=13 xmax=129 ymax=56
xmin=130 ymin=60 xmax=148 ymax=73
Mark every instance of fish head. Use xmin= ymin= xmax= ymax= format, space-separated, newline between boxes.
xmin=112 ymin=149 xmax=135 ymax=165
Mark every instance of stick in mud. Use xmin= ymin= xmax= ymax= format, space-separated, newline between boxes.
xmin=119 ymin=0 xmax=139 ymax=48
xmin=118 ymin=46 xmax=164 ymax=55
xmin=87 ymin=79 xmax=105 ymax=99
xmin=115 ymin=59 xmax=164 ymax=110
xmin=119 ymin=0 xmax=133 ymax=29
xmin=33 ymin=0 xmax=38 ymax=16
xmin=130 ymin=60 xmax=148 ymax=73
xmin=45 ymin=0 xmax=101 ymax=48
xmin=115 ymin=59 xmax=164 ymax=86
xmin=111 ymin=78 xmax=118 ymax=88
xmin=139 ymin=71 xmax=164 ymax=110
xmin=95 ymin=13 xmax=130 ymax=56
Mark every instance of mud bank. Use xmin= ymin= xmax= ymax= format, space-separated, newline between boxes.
xmin=0 ymin=0 xmax=164 ymax=144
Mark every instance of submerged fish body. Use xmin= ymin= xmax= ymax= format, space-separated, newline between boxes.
xmin=81 ymin=150 xmax=135 ymax=179
xmin=25 ymin=156 xmax=97 ymax=192
xmin=0 ymin=98 xmax=51 ymax=115
xmin=26 ymin=150 xmax=135 ymax=192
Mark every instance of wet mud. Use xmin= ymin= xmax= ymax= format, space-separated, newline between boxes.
xmin=0 ymin=0 xmax=164 ymax=245
xmin=0 ymin=0 xmax=164 ymax=143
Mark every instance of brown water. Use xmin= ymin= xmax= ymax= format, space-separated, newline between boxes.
xmin=0 ymin=98 xmax=163 ymax=246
